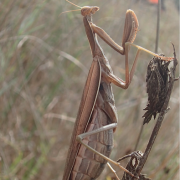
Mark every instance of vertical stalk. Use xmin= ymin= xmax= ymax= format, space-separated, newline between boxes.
xmin=155 ymin=0 xmax=161 ymax=53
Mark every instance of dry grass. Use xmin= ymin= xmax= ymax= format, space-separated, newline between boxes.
xmin=0 ymin=0 xmax=179 ymax=180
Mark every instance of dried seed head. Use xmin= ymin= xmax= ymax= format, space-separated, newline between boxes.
xmin=142 ymin=55 xmax=170 ymax=124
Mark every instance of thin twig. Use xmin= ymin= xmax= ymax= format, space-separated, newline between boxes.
xmin=134 ymin=122 xmax=143 ymax=151
xmin=155 ymin=0 xmax=161 ymax=53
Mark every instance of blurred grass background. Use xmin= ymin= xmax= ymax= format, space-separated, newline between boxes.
xmin=0 ymin=0 xmax=179 ymax=180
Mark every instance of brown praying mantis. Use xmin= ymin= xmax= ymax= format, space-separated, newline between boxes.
xmin=62 ymin=1 xmax=173 ymax=180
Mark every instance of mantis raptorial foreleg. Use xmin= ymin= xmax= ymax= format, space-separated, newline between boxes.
xmin=90 ymin=23 xmax=173 ymax=89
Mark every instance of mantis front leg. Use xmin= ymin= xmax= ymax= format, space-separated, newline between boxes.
xmin=90 ymin=10 xmax=173 ymax=89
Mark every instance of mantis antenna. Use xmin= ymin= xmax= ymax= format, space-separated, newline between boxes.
xmin=60 ymin=0 xmax=82 ymax=16
xmin=66 ymin=0 xmax=81 ymax=8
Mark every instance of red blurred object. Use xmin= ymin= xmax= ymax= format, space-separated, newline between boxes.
xmin=149 ymin=0 xmax=158 ymax=4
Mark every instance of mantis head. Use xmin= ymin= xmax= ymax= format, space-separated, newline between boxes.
xmin=81 ymin=6 xmax=99 ymax=16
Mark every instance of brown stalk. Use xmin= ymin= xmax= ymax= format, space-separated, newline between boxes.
xmin=133 ymin=44 xmax=178 ymax=179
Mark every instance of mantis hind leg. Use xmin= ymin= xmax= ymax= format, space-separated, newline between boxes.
xmin=76 ymin=123 xmax=135 ymax=178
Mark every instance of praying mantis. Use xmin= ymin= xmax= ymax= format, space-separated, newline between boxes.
xmin=62 ymin=1 xmax=173 ymax=180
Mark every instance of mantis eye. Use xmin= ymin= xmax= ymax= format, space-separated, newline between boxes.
xmin=81 ymin=6 xmax=91 ymax=16
xmin=91 ymin=6 xmax=99 ymax=14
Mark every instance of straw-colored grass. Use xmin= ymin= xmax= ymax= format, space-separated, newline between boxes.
xmin=0 ymin=0 xmax=179 ymax=179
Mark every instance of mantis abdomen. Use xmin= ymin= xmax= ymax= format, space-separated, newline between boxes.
xmin=71 ymin=79 xmax=115 ymax=180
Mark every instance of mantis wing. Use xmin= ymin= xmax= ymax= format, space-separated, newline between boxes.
xmin=63 ymin=17 xmax=101 ymax=180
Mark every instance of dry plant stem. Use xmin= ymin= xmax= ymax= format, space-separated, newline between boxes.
xmin=134 ymin=45 xmax=178 ymax=178
xmin=134 ymin=122 xmax=144 ymax=151
xmin=155 ymin=0 xmax=161 ymax=53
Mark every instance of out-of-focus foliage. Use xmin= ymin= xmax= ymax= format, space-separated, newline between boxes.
xmin=0 ymin=0 xmax=179 ymax=180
